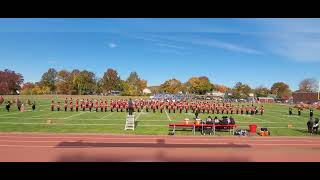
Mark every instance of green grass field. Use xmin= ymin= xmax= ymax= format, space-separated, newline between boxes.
xmin=0 ymin=95 xmax=319 ymax=136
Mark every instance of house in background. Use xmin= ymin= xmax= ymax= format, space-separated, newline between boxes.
xmin=292 ymin=91 xmax=319 ymax=104
xmin=142 ymin=88 xmax=152 ymax=95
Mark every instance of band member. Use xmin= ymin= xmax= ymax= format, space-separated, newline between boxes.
xmin=64 ymin=100 xmax=68 ymax=112
xmin=230 ymin=105 xmax=234 ymax=114
xmin=179 ymin=104 xmax=183 ymax=113
xmin=145 ymin=103 xmax=149 ymax=112
xmin=298 ymin=108 xmax=301 ymax=116
xmin=51 ymin=100 xmax=55 ymax=111
xmin=153 ymin=104 xmax=156 ymax=113
xmin=75 ymin=99 xmax=79 ymax=112
xmin=120 ymin=103 xmax=123 ymax=112
xmin=206 ymin=105 xmax=210 ymax=114
xmin=216 ymin=106 xmax=220 ymax=114
xmin=82 ymin=99 xmax=86 ymax=111
xmin=116 ymin=103 xmax=119 ymax=112
xmin=246 ymin=105 xmax=250 ymax=115
xmin=70 ymin=101 xmax=73 ymax=112
xmin=172 ymin=105 xmax=175 ymax=113
xmin=251 ymin=105 xmax=255 ymax=115
xmin=236 ymin=105 xmax=239 ymax=114
xmin=160 ymin=104 xmax=164 ymax=113
xmin=241 ymin=105 xmax=244 ymax=115
xmin=226 ymin=106 xmax=229 ymax=114
xmin=105 ymin=100 xmax=108 ymax=112
xmin=310 ymin=109 xmax=314 ymax=117
xmin=260 ymin=106 xmax=264 ymax=115
xmin=5 ymin=101 xmax=10 ymax=112
xmin=57 ymin=102 xmax=61 ymax=111
xmin=31 ymin=101 xmax=36 ymax=111
xmin=211 ymin=105 xmax=215 ymax=114
xmin=289 ymin=107 xmax=292 ymax=115
xmin=255 ymin=106 xmax=258 ymax=115
xmin=221 ymin=106 xmax=224 ymax=114
xmin=185 ymin=104 xmax=189 ymax=113
xmin=94 ymin=100 xmax=98 ymax=112
xmin=88 ymin=100 xmax=92 ymax=112
xmin=99 ymin=100 xmax=103 ymax=112
xmin=137 ymin=103 xmax=140 ymax=112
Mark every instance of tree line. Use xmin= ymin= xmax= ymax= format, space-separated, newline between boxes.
xmin=0 ymin=68 xmax=318 ymax=99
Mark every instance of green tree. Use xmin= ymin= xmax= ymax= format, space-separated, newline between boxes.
xmin=40 ymin=68 xmax=57 ymax=92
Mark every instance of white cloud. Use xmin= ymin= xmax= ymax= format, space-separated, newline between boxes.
xmin=108 ymin=43 xmax=118 ymax=48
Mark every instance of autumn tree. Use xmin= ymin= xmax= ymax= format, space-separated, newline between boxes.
xmin=101 ymin=68 xmax=122 ymax=93
xmin=185 ymin=76 xmax=213 ymax=95
xmin=254 ymin=86 xmax=270 ymax=97
xmin=213 ymin=84 xmax=228 ymax=93
xmin=160 ymin=79 xmax=183 ymax=94
xmin=55 ymin=70 xmax=72 ymax=94
xmin=271 ymin=82 xmax=292 ymax=99
xmin=298 ymin=78 xmax=319 ymax=92
xmin=0 ymin=69 xmax=24 ymax=95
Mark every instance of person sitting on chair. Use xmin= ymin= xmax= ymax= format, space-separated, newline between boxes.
xmin=213 ymin=116 xmax=220 ymax=124
xmin=206 ymin=116 xmax=213 ymax=124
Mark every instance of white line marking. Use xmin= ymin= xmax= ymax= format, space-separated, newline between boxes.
xmin=135 ymin=109 xmax=144 ymax=121
xmin=0 ymin=112 xmax=21 ymax=117
xmin=99 ymin=113 xmax=113 ymax=120
xmin=164 ymin=109 xmax=172 ymax=121
xmin=63 ymin=112 xmax=86 ymax=119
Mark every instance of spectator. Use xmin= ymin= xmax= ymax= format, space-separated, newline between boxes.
xmin=213 ymin=116 xmax=220 ymax=124
xmin=313 ymin=118 xmax=319 ymax=135
xmin=206 ymin=116 xmax=213 ymax=124
xmin=307 ymin=117 xmax=314 ymax=134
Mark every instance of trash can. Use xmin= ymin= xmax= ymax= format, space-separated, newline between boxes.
xmin=249 ymin=124 xmax=257 ymax=133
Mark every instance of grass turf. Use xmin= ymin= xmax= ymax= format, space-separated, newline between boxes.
xmin=0 ymin=95 xmax=319 ymax=136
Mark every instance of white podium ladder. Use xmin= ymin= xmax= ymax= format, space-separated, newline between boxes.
xmin=125 ymin=115 xmax=135 ymax=130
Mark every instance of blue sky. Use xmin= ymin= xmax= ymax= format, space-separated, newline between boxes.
xmin=0 ymin=18 xmax=319 ymax=91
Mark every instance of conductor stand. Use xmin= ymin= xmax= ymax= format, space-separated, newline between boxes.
xmin=125 ymin=114 xmax=135 ymax=130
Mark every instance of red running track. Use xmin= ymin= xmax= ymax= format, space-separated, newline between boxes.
xmin=0 ymin=132 xmax=319 ymax=162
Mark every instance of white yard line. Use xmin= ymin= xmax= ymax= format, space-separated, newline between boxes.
xmin=63 ymin=112 xmax=86 ymax=119
xmin=164 ymin=109 xmax=172 ymax=121
xmin=99 ymin=113 xmax=113 ymax=120
xmin=0 ymin=112 xmax=22 ymax=116
xmin=135 ymin=109 xmax=144 ymax=121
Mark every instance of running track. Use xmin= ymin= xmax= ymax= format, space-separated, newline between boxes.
xmin=0 ymin=133 xmax=320 ymax=162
